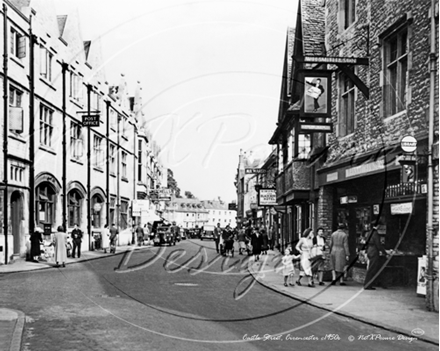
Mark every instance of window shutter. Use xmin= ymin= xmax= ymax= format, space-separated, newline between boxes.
xmin=18 ymin=35 xmax=26 ymax=58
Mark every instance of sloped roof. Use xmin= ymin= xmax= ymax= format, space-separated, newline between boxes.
xmin=57 ymin=15 xmax=67 ymax=38
xmin=300 ymin=0 xmax=326 ymax=57
xmin=84 ymin=40 xmax=91 ymax=61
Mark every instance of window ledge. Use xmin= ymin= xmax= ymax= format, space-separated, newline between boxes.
xmin=39 ymin=77 xmax=56 ymax=91
xmin=384 ymin=110 xmax=406 ymax=122
xmin=122 ymin=134 xmax=129 ymax=141
xmin=39 ymin=145 xmax=56 ymax=155
xmin=70 ymin=158 xmax=84 ymax=165
xmin=93 ymin=167 xmax=104 ymax=173
xmin=10 ymin=55 xmax=25 ymax=68
xmin=122 ymin=177 xmax=129 ymax=183
xmin=9 ymin=133 xmax=26 ymax=143
xmin=338 ymin=132 xmax=355 ymax=141
xmin=69 ymin=98 xmax=84 ymax=109
xmin=110 ymin=172 xmax=116 ymax=178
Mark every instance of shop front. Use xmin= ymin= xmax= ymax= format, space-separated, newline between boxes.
xmin=318 ymin=145 xmax=428 ymax=288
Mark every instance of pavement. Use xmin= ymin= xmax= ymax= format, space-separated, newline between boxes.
xmin=248 ymin=250 xmax=439 ymax=345
xmin=0 ymin=245 xmax=438 ymax=350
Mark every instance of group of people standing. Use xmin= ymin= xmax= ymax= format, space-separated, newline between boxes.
xmin=29 ymin=223 xmax=119 ymax=267
xmin=281 ymin=220 xmax=391 ymax=290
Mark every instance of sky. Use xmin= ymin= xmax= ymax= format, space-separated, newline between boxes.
xmin=54 ymin=0 xmax=298 ymax=203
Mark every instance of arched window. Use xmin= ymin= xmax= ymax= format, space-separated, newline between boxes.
xmin=36 ymin=183 xmax=56 ymax=225
xmin=68 ymin=190 xmax=83 ymax=228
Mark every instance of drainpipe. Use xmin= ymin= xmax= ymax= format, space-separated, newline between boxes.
xmin=87 ymin=85 xmax=92 ymax=250
xmin=29 ymin=12 xmax=35 ymax=243
xmin=117 ymin=113 xmax=120 ymax=243
xmin=3 ymin=4 xmax=9 ymax=264
xmin=61 ymin=62 xmax=68 ymax=228
xmin=105 ymin=101 xmax=110 ymax=227
xmin=426 ymin=0 xmax=437 ymax=312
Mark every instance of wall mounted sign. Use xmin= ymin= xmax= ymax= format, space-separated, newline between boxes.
xmin=299 ymin=70 xmax=332 ymax=118
xmin=82 ymin=115 xmax=100 ymax=127
xmin=390 ymin=202 xmax=413 ymax=215
xmin=295 ymin=56 xmax=369 ymax=65
xmin=299 ymin=122 xmax=333 ymax=133
xmin=258 ymin=188 xmax=277 ymax=206
xmin=245 ymin=168 xmax=266 ymax=174
xmin=400 ymin=135 xmax=417 ymax=153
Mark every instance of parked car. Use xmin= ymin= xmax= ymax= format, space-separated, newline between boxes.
xmin=200 ymin=224 xmax=216 ymax=240
xmin=153 ymin=224 xmax=176 ymax=246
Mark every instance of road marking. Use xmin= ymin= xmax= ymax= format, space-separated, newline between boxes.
xmin=173 ymin=283 xmax=199 ymax=286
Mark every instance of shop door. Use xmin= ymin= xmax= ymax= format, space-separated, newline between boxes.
xmin=11 ymin=191 xmax=23 ymax=255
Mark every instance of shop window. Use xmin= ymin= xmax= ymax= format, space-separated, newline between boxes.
xmin=10 ymin=27 xmax=26 ymax=59
xmin=9 ymin=86 xmax=23 ymax=134
xmin=70 ymin=122 xmax=83 ymax=160
xmin=338 ymin=69 xmax=355 ymax=136
xmin=40 ymin=46 xmax=53 ymax=81
xmin=39 ymin=104 xmax=53 ymax=147
xmin=383 ymin=26 xmax=408 ymax=117
xmin=68 ymin=190 xmax=82 ymax=228
xmin=36 ymin=183 xmax=56 ymax=225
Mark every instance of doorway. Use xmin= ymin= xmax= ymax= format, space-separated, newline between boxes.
xmin=11 ymin=191 xmax=23 ymax=255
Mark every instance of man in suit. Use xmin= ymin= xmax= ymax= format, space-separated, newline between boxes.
xmin=71 ymin=224 xmax=83 ymax=258
xmin=364 ymin=220 xmax=389 ymax=290
xmin=213 ymin=223 xmax=222 ymax=254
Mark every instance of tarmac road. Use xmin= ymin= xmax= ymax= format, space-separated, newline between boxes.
xmin=0 ymin=239 xmax=436 ymax=351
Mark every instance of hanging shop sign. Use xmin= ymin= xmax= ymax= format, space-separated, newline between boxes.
xmin=294 ymin=56 xmax=369 ymax=65
xmin=299 ymin=70 xmax=332 ymax=118
xmin=299 ymin=122 xmax=333 ymax=133
xmin=149 ymin=189 xmax=171 ymax=201
xmin=245 ymin=168 xmax=266 ymax=175
xmin=258 ymin=188 xmax=277 ymax=206
xmin=82 ymin=115 xmax=100 ymax=127
xmin=390 ymin=202 xmax=413 ymax=215
xmin=400 ymin=135 xmax=417 ymax=153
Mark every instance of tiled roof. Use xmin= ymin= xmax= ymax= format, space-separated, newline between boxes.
xmin=300 ymin=0 xmax=326 ymax=57
xmin=286 ymin=27 xmax=296 ymax=95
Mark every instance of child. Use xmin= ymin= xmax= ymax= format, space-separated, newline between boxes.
xmin=282 ymin=249 xmax=300 ymax=287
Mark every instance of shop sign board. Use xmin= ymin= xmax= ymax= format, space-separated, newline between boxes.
xmin=245 ymin=168 xmax=266 ymax=174
xmin=400 ymin=135 xmax=417 ymax=153
xmin=149 ymin=188 xmax=171 ymax=201
xmin=390 ymin=202 xmax=413 ymax=215
xmin=82 ymin=115 xmax=100 ymax=127
xmin=295 ymin=56 xmax=369 ymax=65
xmin=258 ymin=188 xmax=277 ymax=206
xmin=299 ymin=122 xmax=333 ymax=133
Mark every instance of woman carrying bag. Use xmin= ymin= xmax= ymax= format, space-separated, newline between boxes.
xmin=310 ymin=227 xmax=326 ymax=285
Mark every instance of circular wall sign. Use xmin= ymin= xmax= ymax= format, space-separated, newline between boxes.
xmin=400 ymin=135 xmax=417 ymax=153
xmin=93 ymin=203 xmax=102 ymax=212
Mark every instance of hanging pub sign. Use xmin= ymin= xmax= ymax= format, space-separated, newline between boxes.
xmin=258 ymin=188 xmax=277 ymax=206
xmin=299 ymin=70 xmax=332 ymax=118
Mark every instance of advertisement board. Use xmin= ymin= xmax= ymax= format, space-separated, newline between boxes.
xmin=258 ymin=188 xmax=277 ymax=206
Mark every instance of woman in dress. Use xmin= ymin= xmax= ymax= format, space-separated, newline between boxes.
xmin=312 ymin=227 xmax=326 ymax=285
xmin=53 ymin=225 xmax=68 ymax=268
xmin=295 ymin=228 xmax=315 ymax=287
xmin=329 ymin=223 xmax=349 ymax=285
xmin=261 ymin=229 xmax=269 ymax=255
xmin=30 ymin=227 xmax=43 ymax=262
xmin=102 ymin=224 xmax=110 ymax=253
xmin=250 ymin=228 xmax=263 ymax=262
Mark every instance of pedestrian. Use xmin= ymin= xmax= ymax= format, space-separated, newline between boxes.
xmin=311 ymin=227 xmax=326 ymax=285
xmin=261 ymin=229 xmax=269 ymax=255
xmin=136 ymin=224 xmax=144 ymax=246
xmin=237 ymin=229 xmax=247 ymax=255
xmin=71 ymin=224 xmax=83 ymax=258
xmin=143 ymin=224 xmax=151 ymax=245
xmin=30 ymin=227 xmax=43 ymax=262
xmin=53 ymin=225 xmax=68 ymax=268
xmin=102 ymin=224 xmax=110 ymax=253
xmin=364 ymin=220 xmax=390 ymax=290
xmin=295 ymin=228 xmax=315 ymax=287
xmin=329 ymin=223 xmax=350 ymax=286
xmin=109 ymin=223 xmax=118 ymax=253
xmin=250 ymin=227 xmax=263 ymax=261
xmin=213 ymin=223 xmax=222 ymax=254
xmin=281 ymin=248 xmax=300 ymax=287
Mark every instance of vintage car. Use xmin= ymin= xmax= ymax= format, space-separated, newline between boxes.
xmin=200 ymin=224 xmax=216 ymax=240
xmin=153 ymin=224 xmax=176 ymax=246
